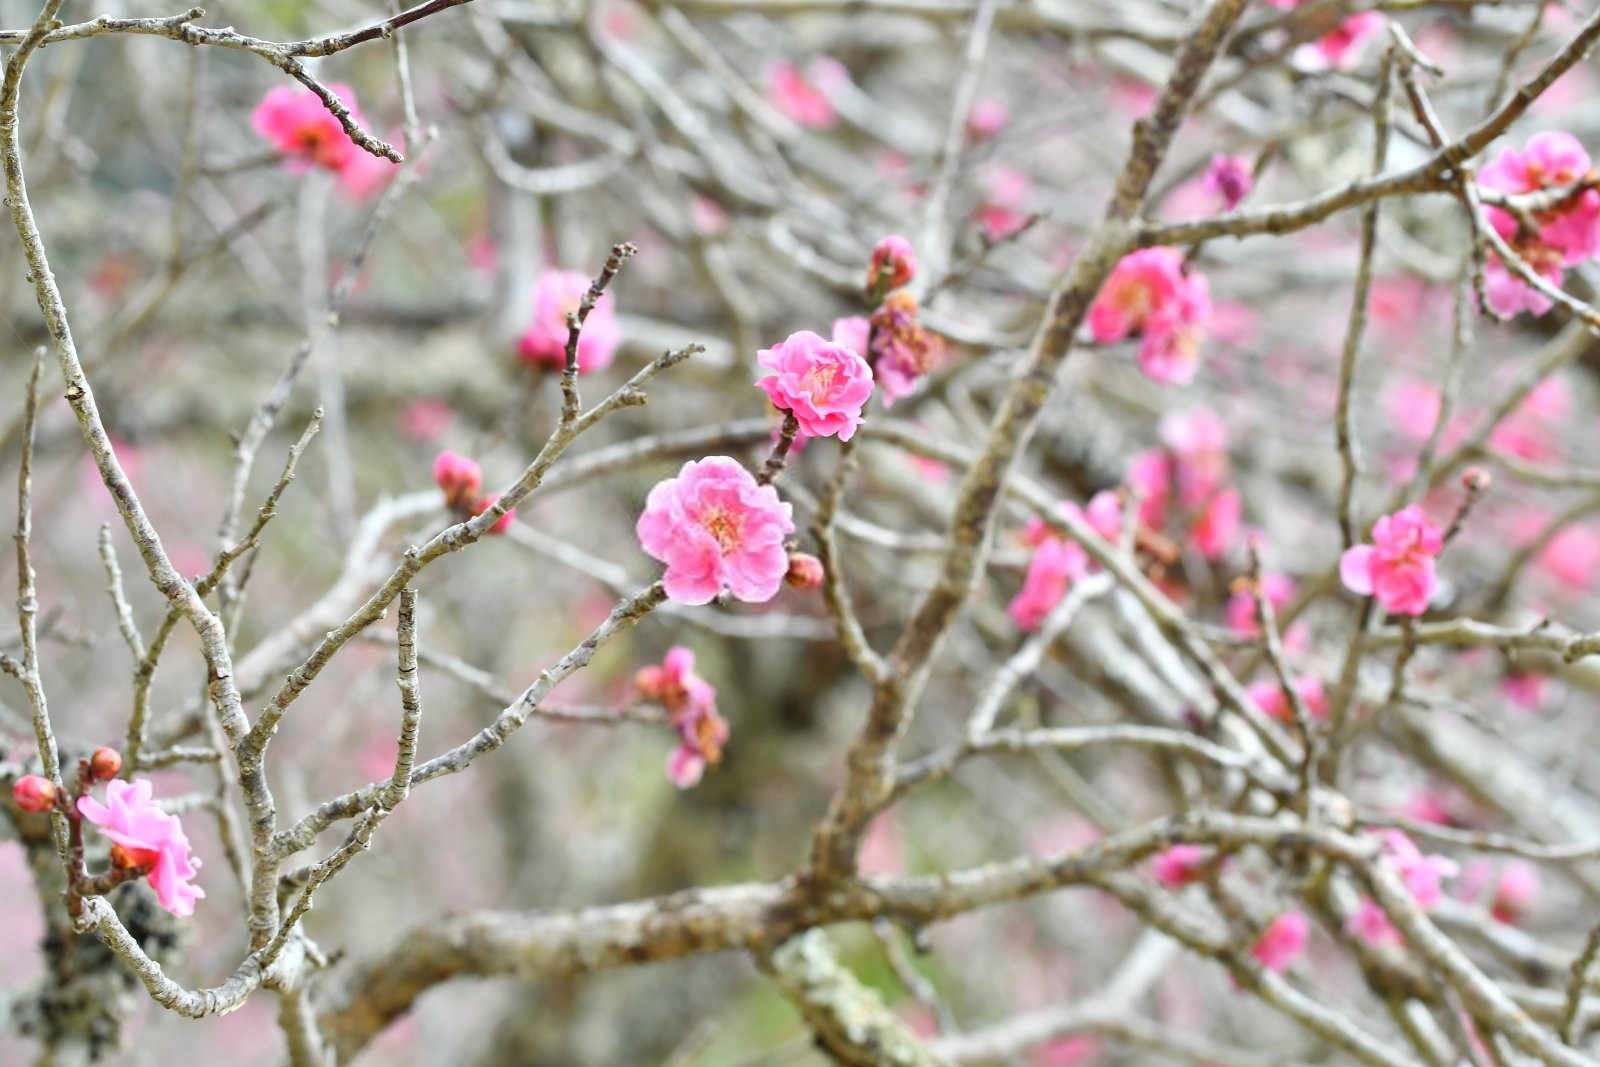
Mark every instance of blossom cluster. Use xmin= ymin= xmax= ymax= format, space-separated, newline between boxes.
xmin=1088 ymin=248 xmax=1212 ymax=385
xmin=1477 ymin=132 xmax=1600 ymax=318
xmin=636 ymin=647 xmax=730 ymax=788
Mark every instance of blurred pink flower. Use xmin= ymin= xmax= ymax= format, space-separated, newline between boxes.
xmin=1202 ymin=154 xmax=1253 ymax=210
xmin=756 ymin=329 xmax=875 ymax=441
xmin=767 ymin=60 xmax=838 ymax=128
xmin=966 ymin=97 xmax=1009 ymax=140
xmin=253 ymin=83 xmax=362 ymax=172
xmin=471 ymin=493 xmax=515 ymax=535
xmin=637 ymin=457 xmax=795 ymax=605
xmin=1225 ymin=572 xmax=1295 ymax=635
xmin=1347 ymin=897 xmax=1401 ymax=947
xmin=1009 ymin=536 xmax=1089 ymax=630
xmin=1126 ymin=449 xmax=1173 ymax=527
xmin=1539 ymin=523 xmax=1600 ymax=587
xmin=1031 ymin=1035 xmax=1101 ymax=1067
xmin=1501 ymin=671 xmax=1546 ymax=712
xmin=517 ymin=270 xmax=621 ymax=373
xmin=1296 ymin=12 xmax=1385 ymax=71
xmin=400 ymin=398 xmax=453 ymax=442
xmin=1189 ymin=487 xmax=1240 ymax=560
xmin=1386 ymin=381 xmax=1443 ymax=441
xmin=77 ymin=778 xmax=204 ymax=916
xmin=1161 ymin=408 xmax=1229 ymax=505
xmin=976 ymin=164 xmax=1032 ymax=240
xmin=689 ymin=194 xmax=729 ymax=236
xmin=1251 ymin=912 xmax=1309 ymax=973
xmin=1340 ymin=505 xmax=1443 ymax=616
xmin=1153 ymin=844 xmax=1212 ymax=888
xmin=1491 ymin=861 xmax=1538 ymax=924
xmin=1246 ymin=675 xmax=1328 ymax=723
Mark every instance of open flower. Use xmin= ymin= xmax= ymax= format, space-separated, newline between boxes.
xmin=1478 ymin=132 xmax=1600 ymax=317
xmin=77 ymin=778 xmax=204 ymax=917
xmin=1340 ymin=505 xmax=1444 ymax=616
xmin=766 ymin=59 xmax=840 ymax=128
xmin=756 ymin=330 xmax=875 ymax=440
xmin=1225 ymin=572 xmax=1295 ymax=635
xmin=252 ymin=83 xmax=397 ymax=197
xmin=637 ymin=457 xmax=795 ymax=604
xmin=1251 ymin=912 xmax=1309 ymax=973
xmin=517 ymin=270 xmax=621 ymax=373
xmin=1090 ymin=248 xmax=1211 ymax=385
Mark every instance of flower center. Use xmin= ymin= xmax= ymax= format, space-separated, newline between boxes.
xmin=702 ymin=506 xmax=743 ymax=552
xmin=806 ymin=364 xmax=838 ymax=404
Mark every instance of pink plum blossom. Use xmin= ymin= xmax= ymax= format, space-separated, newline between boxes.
xmin=756 ymin=330 xmax=875 ymax=441
xmin=252 ymin=84 xmax=397 ymax=196
xmin=1225 ymin=572 xmax=1295 ymax=635
xmin=1539 ymin=523 xmax=1600 ymax=587
xmin=977 ymin=164 xmax=1032 ymax=240
xmin=1153 ymin=844 xmax=1212 ymax=888
xmin=1347 ymin=898 xmax=1401 ymax=947
xmin=1009 ymin=536 xmax=1089 ymax=630
xmin=1296 ymin=12 xmax=1385 ymax=71
xmin=400 ymin=398 xmax=453 ymax=441
xmin=1089 ymin=248 xmax=1212 ymax=385
xmin=1478 ymin=132 xmax=1600 ymax=316
xmin=766 ymin=60 xmax=838 ymax=128
xmin=1501 ymin=672 xmax=1546 ymax=712
xmin=516 ymin=270 xmax=622 ymax=374
xmin=1160 ymin=408 xmax=1229 ymax=505
xmin=472 ymin=493 xmax=515 ymax=535
xmin=1491 ymin=861 xmax=1538 ymax=924
xmin=1127 ymin=449 xmax=1173 ymax=527
xmin=253 ymin=84 xmax=362 ymax=172
xmin=1246 ymin=675 xmax=1328 ymax=724
xmin=1251 ymin=912 xmax=1309 ymax=973
xmin=637 ymin=457 xmax=795 ymax=605
xmin=1202 ymin=154 xmax=1253 ymax=210
xmin=966 ymin=97 xmax=1009 ymax=140
xmin=1189 ymin=487 xmax=1240 ymax=560
xmin=1340 ymin=505 xmax=1444 ymax=616
xmin=77 ymin=778 xmax=204 ymax=916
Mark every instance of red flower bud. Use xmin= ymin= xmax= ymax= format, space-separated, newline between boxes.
xmin=88 ymin=747 xmax=123 ymax=782
xmin=785 ymin=553 xmax=825 ymax=589
xmin=11 ymin=774 xmax=57 ymax=813
xmin=1462 ymin=467 xmax=1492 ymax=493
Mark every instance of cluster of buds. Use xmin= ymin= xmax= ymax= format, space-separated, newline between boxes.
xmin=11 ymin=746 xmax=122 ymax=814
xmin=433 ymin=450 xmax=515 ymax=534
xmin=635 ymin=648 xmax=730 ymax=788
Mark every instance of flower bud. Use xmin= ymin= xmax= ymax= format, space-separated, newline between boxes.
xmin=867 ymin=235 xmax=916 ymax=294
xmin=474 ymin=493 xmax=515 ymax=534
xmin=785 ymin=553 xmax=825 ymax=589
xmin=11 ymin=774 xmax=57 ymax=813
xmin=88 ymin=747 xmax=122 ymax=782
xmin=1462 ymin=466 xmax=1492 ymax=493
xmin=433 ymin=450 xmax=483 ymax=509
